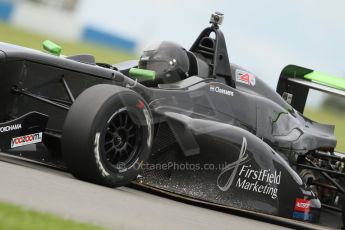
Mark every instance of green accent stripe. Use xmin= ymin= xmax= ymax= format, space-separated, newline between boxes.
xmin=304 ymin=71 xmax=345 ymax=91
xmin=43 ymin=40 xmax=62 ymax=56
xmin=129 ymin=68 xmax=156 ymax=81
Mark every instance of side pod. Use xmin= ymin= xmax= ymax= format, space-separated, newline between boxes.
xmin=146 ymin=111 xmax=321 ymax=223
xmin=0 ymin=112 xmax=48 ymax=151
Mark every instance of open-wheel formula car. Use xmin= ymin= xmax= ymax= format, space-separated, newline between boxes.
xmin=0 ymin=12 xmax=344 ymax=229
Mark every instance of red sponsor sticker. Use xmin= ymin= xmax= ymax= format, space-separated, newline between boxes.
xmin=11 ymin=132 xmax=42 ymax=148
xmin=235 ymin=69 xmax=256 ymax=86
xmin=294 ymin=198 xmax=310 ymax=212
xmin=136 ymin=100 xmax=145 ymax=109
xmin=240 ymin=73 xmax=250 ymax=84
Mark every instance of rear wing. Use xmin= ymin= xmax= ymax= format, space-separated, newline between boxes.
xmin=276 ymin=65 xmax=345 ymax=113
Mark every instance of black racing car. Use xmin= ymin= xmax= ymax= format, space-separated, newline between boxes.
xmin=0 ymin=12 xmax=344 ymax=229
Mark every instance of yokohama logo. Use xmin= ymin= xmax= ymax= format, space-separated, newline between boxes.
xmin=294 ymin=198 xmax=310 ymax=212
xmin=11 ymin=132 xmax=43 ymax=148
xmin=0 ymin=124 xmax=22 ymax=133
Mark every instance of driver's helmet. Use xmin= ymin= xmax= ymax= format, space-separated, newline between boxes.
xmin=139 ymin=41 xmax=190 ymax=84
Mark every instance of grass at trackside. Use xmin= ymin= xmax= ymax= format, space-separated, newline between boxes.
xmin=0 ymin=22 xmax=134 ymax=64
xmin=304 ymin=108 xmax=345 ymax=152
xmin=0 ymin=201 xmax=107 ymax=230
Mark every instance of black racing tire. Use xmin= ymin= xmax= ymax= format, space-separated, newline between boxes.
xmin=62 ymin=84 xmax=153 ymax=187
xmin=339 ymin=175 xmax=345 ymax=229
xmin=299 ymin=169 xmax=318 ymax=194
xmin=343 ymin=195 xmax=345 ymax=230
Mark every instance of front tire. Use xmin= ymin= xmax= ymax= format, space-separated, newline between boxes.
xmin=62 ymin=84 xmax=153 ymax=187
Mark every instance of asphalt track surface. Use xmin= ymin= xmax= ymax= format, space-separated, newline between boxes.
xmin=0 ymin=160 xmax=302 ymax=230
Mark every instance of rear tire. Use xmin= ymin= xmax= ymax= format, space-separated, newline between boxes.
xmin=342 ymin=196 xmax=345 ymax=230
xmin=62 ymin=84 xmax=153 ymax=187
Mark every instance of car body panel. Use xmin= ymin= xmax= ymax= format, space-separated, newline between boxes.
xmin=0 ymin=32 xmax=337 ymax=226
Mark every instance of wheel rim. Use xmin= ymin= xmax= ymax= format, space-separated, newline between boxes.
xmin=102 ymin=108 xmax=141 ymax=169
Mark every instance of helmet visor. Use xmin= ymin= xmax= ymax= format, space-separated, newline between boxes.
xmin=139 ymin=58 xmax=172 ymax=74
